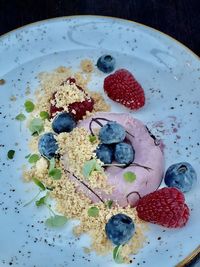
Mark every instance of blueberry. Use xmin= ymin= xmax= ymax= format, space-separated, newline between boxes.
xmin=99 ymin=122 xmax=126 ymax=144
xmin=38 ymin=132 xmax=58 ymax=160
xmin=105 ymin=213 xmax=135 ymax=245
xmin=114 ymin=142 xmax=135 ymax=165
xmin=96 ymin=144 xmax=114 ymax=164
xmin=52 ymin=112 xmax=76 ymax=134
xmin=97 ymin=55 xmax=116 ymax=73
xmin=164 ymin=162 xmax=197 ymax=193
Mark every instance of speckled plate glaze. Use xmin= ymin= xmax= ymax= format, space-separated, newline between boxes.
xmin=0 ymin=16 xmax=199 ymax=267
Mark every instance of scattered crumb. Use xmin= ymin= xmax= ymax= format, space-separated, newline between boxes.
xmin=0 ymin=79 xmax=6 ymax=85
xmin=80 ymin=59 xmax=94 ymax=73
xmin=91 ymin=92 xmax=110 ymax=112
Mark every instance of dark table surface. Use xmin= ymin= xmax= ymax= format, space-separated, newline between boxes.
xmin=0 ymin=0 xmax=200 ymax=57
xmin=0 ymin=0 xmax=199 ymax=266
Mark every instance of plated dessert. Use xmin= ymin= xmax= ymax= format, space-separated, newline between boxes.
xmin=21 ymin=55 xmax=197 ymax=264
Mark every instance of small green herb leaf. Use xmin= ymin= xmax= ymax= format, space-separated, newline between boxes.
xmin=15 ymin=113 xmax=26 ymax=121
xmin=49 ymin=158 xmax=55 ymax=171
xmin=88 ymin=206 xmax=99 ymax=217
xmin=29 ymin=118 xmax=44 ymax=135
xmin=89 ymin=135 xmax=97 ymax=143
xmin=40 ymin=111 xmax=49 ymax=120
xmin=24 ymin=100 xmax=35 ymax=112
xmin=45 ymin=215 xmax=68 ymax=227
xmin=113 ymin=245 xmax=124 ymax=264
xmin=25 ymin=153 xmax=31 ymax=159
xmin=35 ymin=195 xmax=47 ymax=207
xmin=32 ymin=177 xmax=46 ymax=191
xmin=48 ymin=168 xmax=62 ymax=180
xmin=105 ymin=200 xmax=113 ymax=209
xmin=28 ymin=154 xmax=40 ymax=164
xmin=123 ymin=171 xmax=136 ymax=183
xmin=82 ymin=159 xmax=101 ymax=178
xmin=7 ymin=150 xmax=15 ymax=159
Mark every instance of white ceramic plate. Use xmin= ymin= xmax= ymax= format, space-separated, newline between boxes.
xmin=0 ymin=16 xmax=199 ymax=267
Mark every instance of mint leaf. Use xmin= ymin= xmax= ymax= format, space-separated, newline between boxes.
xmin=29 ymin=118 xmax=44 ymax=135
xmin=7 ymin=150 xmax=15 ymax=159
xmin=88 ymin=206 xmax=99 ymax=217
xmin=35 ymin=195 xmax=47 ymax=207
xmin=15 ymin=113 xmax=26 ymax=121
xmin=89 ymin=135 xmax=96 ymax=143
xmin=28 ymin=154 xmax=40 ymax=164
xmin=45 ymin=215 xmax=68 ymax=227
xmin=40 ymin=111 xmax=49 ymax=120
xmin=105 ymin=200 xmax=113 ymax=209
xmin=32 ymin=177 xmax=46 ymax=191
xmin=24 ymin=100 xmax=35 ymax=112
xmin=82 ymin=159 xmax=101 ymax=178
xmin=48 ymin=168 xmax=62 ymax=180
xmin=113 ymin=245 xmax=124 ymax=264
xmin=123 ymin=171 xmax=136 ymax=183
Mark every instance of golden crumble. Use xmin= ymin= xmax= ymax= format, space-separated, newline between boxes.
xmin=80 ymin=59 xmax=94 ymax=73
xmin=22 ymin=61 xmax=147 ymax=263
xmin=54 ymin=82 xmax=86 ymax=109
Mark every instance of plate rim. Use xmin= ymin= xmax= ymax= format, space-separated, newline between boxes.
xmin=0 ymin=14 xmax=199 ymax=60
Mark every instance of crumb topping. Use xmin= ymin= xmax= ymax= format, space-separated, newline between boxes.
xmin=22 ymin=61 xmax=146 ymax=262
xmin=54 ymin=82 xmax=87 ymax=109
xmin=80 ymin=59 xmax=94 ymax=73
xmin=56 ymin=127 xmax=112 ymax=193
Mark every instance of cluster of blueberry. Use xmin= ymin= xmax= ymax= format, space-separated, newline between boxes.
xmin=38 ymin=112 xmax=76 ymax=159
xmin=95 ymin=121 xmax=135 ymax=165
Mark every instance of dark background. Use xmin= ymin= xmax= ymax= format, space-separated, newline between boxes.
xmin=0 ymin=0 xmax=200 ymax=56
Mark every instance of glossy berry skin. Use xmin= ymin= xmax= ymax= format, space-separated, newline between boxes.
xmin=38 ymin=132 xmax=58 ymax=160
xmin=99 ymin=121 xmax=126 ymax=144
xmin=97 ymin=55 xmax=116 ymax=73
xmin=96 ymin=144 xmax=114 ymax=164
xmin=105 ymin=213 xmax=135 ymax=245
xmin=136 ymin=187 xmax=190 ymax=228
xmin=104 ymin=69 xmax=145 ymax=110
xmin=52 ymin=112 xmax=76 ymax=134
xmin=164 ymin=162 xmax=197 ymax=193
xmin=114 ymin=142 xmax=135 ymax=165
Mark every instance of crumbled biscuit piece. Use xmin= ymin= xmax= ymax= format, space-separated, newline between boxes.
xmin=80 ymin=59 xmax=94 ymax=73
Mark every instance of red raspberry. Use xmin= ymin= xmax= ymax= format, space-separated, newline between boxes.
xmin=50 ymin=78 xmax=94 ymax=120
xmin=68 ymin=98 xmax=94 ymax=121
xmin=104 ymin=69 xmax=145 ymax=110
xmin=136 ymin=187 xmax=190 ymax=228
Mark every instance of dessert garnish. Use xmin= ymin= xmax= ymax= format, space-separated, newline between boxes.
xmin=52 ymin=111 xmax=77 ymax=133
xmin=50 ymin=77 xmax=94 ymax=120
xmin=38 ymin=132 xmax=58 ymax=160
xmin=164 ymin=162 xmax=197 ymax=193
xmin=105 ymin=213 xmax=135 ymax=245
xmin=97 ymin=54 xmax=116 ymax=73
xmin=104 ymin=69 xmax=145 ymax=110
xmin=136 ymin=187 xmax=190 ymax=228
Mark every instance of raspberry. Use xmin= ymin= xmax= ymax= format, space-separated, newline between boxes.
xmin=136 ymin=187 xmax=190 ymax=228
xmin=104 ymin=69 xmax=145 ymax=110
xmin=50 ymin=78 xmax=94 ymax=121
xmin=68 ymin=98 xmax=94 ymax=121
